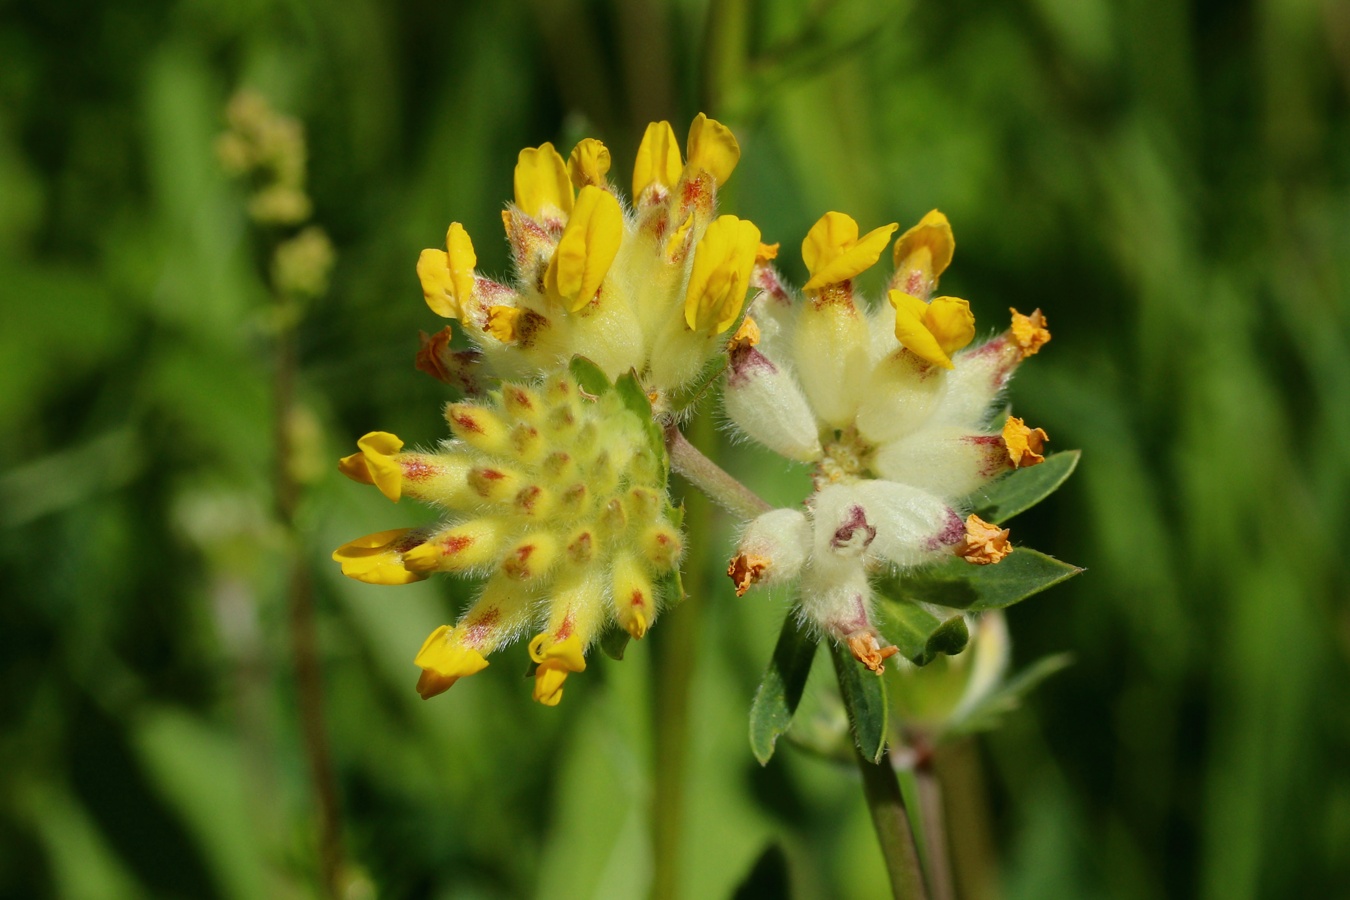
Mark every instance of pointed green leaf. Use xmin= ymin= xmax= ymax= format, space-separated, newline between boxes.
xmin=830 ymin=640 xmax=888 ymax=764
xmin=878 ymin=549 xmax=1083 ymax=612
xmin=965 ymin=450 xmax=1080 ymax=523
xmin=568 ymin=355 xmax=612 ymax=396
xmin=749 ymin=613 xmax=819 ymax=765
xmin=874 ymin=596 xmax=970 ymax=666
xmin=599 ymin=627 xmax=631 ymax=661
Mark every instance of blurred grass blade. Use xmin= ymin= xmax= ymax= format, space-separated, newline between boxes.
xmin=875 ymin=594 xmax=970 ymax=666
xmin=949 ymin=653 xmax=1074 ymax=737
xmin=879 ymin=550 xmax=1083 ymax=612
xmin=830 ymin=640 xmax=888 ymax=764
xmin=749 ymin=612 xmax=819 ymax=765
xmin=966 ymin=450 xmax=1081 ymax=523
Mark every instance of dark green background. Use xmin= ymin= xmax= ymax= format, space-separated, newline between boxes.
xmin=2 ymin=0 xmax=1347 ymax=897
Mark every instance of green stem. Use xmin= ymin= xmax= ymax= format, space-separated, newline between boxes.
xmin=650 ymin=417 xmax=718 ymax=900
xmin=665 ymin=424 xmax=772 ymax=521
xmin=274 ymin=296 xmax=344 ymax=898
xmin=856 ymin=748 xmax=930 ymax=900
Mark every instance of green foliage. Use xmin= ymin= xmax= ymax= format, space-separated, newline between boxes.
xmin=877 ymin=551 xmax=1084 ymax=613
xmin=829 ymin=640 xmax=889 ymax=764
xmin=968 ymin=450 xmax=1081 ymax=523
xmin=749 ymin=612 xmax=819 ymax=765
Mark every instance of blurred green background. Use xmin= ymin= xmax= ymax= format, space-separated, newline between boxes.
xmin=2 ymin=0 xmax=1348 ymax=897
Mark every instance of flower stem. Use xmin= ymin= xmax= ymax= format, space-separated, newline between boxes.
xmin=664 ymin=424 xmax=772 ymax=521
xmin=915 ymin=763 xmax=955 ymax=900
xmin=856 ymin=748 xmax=931 ymax=900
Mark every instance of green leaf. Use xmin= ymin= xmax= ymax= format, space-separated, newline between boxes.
xmin=874 ymin=597 xmax=970 ymax=666
xmin=749 ymin=613 xmax=819 ymax=765
xmin=614 ymin=370 xmax=652 ymax=419
xmin=965 ymin=450 xmax=1080 ymax=522
xmin=599 ymin=627 xmax=631 ymax=661
xmin=948 ymin=653 xmax=1074 ymax=737
xmin=656 ymin=503 xmax=686 ymax=607
xmin=830 ymin=640 xmax=888 ymax=764
xmin=878 ymin=549 xmax=1083 ymax=612
xmin=615 ymin=369 xmax=668 ymax=472
xmin=568 ymin=355 xmax=612 ymax=396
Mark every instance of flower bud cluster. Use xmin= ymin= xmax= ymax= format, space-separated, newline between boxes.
xmin=725 ymin=209 xmax=1052 ymax=671
xmin=333 ymin=367 xmax=681 ymax=705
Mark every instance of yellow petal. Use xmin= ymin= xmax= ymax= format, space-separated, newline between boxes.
xmin=514 ymin=143 xmax=573 ymax=219
xmin=544 ymin=185 xmax=623 ymax=312
xmin=331 ymin=528 xmax=428 ymax=585
xmin=888 ymin=290 xmax=953 ymax=369
xmin=684 ymin=215 xmax=762 ymax=334
xmin=528 ymin=633 xmax=587 ymax=706
xmin=802 ymin=212 xmax=898 ymax=291
xmin=413 ymin=625 xmax=489 ymax=699
xmin=633 ymin=120 xmax=683 ymax=197
xmin=685 ymin=113 xmax=740 ymax=187
xmin=926 ymin=296 xmax=976 ymax=357
xmin=337 ymin=431 xmax=404 ymax=500
xmin=485 ymin=305 xmax=524 ymax=342
xmin=416 ymin=249 xmax=455 ymax=318
xmin=568 ymin=138 xmax=611 ymax=190
xmin=892 ymin=209 xmax=955 ymax=295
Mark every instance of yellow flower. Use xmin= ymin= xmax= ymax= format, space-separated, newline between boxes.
xmin=514 ymin=142 xmax=573 ymax=220
xmin=568 ymin=138 xmax=611 ymax=190
xmin=887 ymin=291 xmax=976 ymax=369
xmin=530 ymin=633 xmax=587 ymax=707
xmin=891 ymin=209 xmax=955 ymax=300
xmin=684 ymin=215 xmax=762 ymax=334
xmin=543 ymin=185 xmax=623 ymax=311
xmin=417 ymin=223 xmax=477 ymax=319
xmin=801 ymin=212 xmax=898 ymax=292
xmin=633 ymin=120 xmax=683 ymax=198
xmin=332 ymin=528 xmax=429 ymax=585
xmin=337 ymin=431 xmax=404 ymax=501
xmin=414 ymin=626 xmax=490 ymax=699
xmin=684 ymin=112 xmax=740 ymax=188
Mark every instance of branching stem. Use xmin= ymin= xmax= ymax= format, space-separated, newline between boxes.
xmin=664 ymin=424 xmax=772 ymax=521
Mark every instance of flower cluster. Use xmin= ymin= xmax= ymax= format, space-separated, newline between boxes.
xmin=414 ymin=114 xmax=763 ymax=404
xmin=335 ymin=115 xmax=759 ymax=705
xmin=333 ymin=366 xmax=680 ymax=705
xmin=724 ymin=209 xmax=1051 ymax=671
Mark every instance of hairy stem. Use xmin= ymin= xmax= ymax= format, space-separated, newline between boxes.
xmin=665 ymin=424 xmax=772 ymax=521
xmin=857 ymin=749 xmax=930 ymax=900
